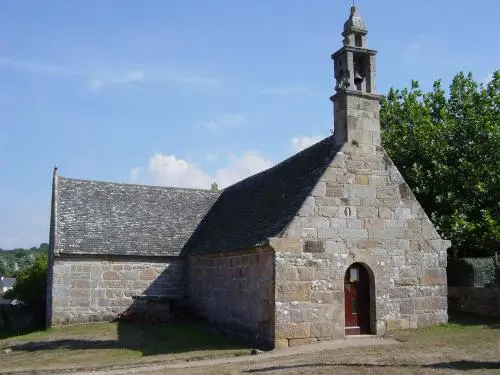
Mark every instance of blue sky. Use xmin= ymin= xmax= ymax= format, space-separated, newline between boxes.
xmin=0 ymin=0 xmax=498 ymax=249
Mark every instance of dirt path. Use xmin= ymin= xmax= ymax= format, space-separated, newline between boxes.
xmin=69 ymin=337 xmax=398 ymax=375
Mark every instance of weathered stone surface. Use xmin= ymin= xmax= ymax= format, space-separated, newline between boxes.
xmin=326 ymin=183 xmax=344 ymax=197
xmin=276 ymin=323 xmax=311 ymax=339
xmin=421 ymin=269 xmax=446 ymax=285
xmin=277 ymin=282 xmax=311 ymax=302
xmin=376 ymin=186 xmax=400 ymax=199
xmin=288 ymin=338 xmax=318 ymax=347
xmin=297 ymin=267 xmax=316 ymax=281
xmin=310 ymin=322 xmax=336 ymax=337
xmin=355 ymin=175 xmax=369 ymax=185
xmin=188 ymin=250 xmax=275 ymax=348
xmin=378 ymin=207 xmax=394 ymax=219
xmin=298 ymin=196 xmax=316 ymax=216
xmin=275 ymin=141 xmax=449 ymax=342
xmin=386 ymin=318 xmax=410 ymax=331
xmin=269 ymin=238 xmax=302 ymax=253
xmin=304 ymin=240 xmax=325 ymax=253
xmin=274 ymin=339 xmax=290 ymax=349
xmin=52 ymin=257 xmax=186 ymax=325
xmin=140 ymin=269 xmax=157 ymax=281
xmin=357 ymin=207 xmax=378 ymax=219
xmin=448 ymin=287 xmax=500 ymax=316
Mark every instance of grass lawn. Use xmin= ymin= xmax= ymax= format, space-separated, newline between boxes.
xmin=166 ymin=313 xmax=500 ymax=375
xmin=0 ymin=313 xmax=499 ymax=374
xmin=0 ymin=321 xmax=249 ymax=373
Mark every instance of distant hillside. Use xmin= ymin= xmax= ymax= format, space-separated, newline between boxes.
xmin=0 ymin=243 xmax=49 ymax=277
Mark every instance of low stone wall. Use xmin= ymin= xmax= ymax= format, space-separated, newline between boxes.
xmin=187 ymin=247 xmax=275 ymax=349
xmin=51 ymin=255 xmax=186 ymax=324
xmin=448 ymin=286 xmax=500 ymax=316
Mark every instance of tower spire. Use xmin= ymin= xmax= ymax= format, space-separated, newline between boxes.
xmin=330 ymin=5 xmax=381 ymax=148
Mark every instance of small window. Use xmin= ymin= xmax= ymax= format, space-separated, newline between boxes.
xmin=355 ymin=35 xmax=362 ymax=47
xmin=350 ymin=267 xmax=359 ymax=282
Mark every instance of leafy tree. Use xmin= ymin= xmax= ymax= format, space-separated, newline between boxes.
xmin=0 ymin=243 xmax=48 ymax=277
xmin=4 ymin=254 xmax=48 ymax=326
xmin=381 ymin=71 xmax=499 ymax=258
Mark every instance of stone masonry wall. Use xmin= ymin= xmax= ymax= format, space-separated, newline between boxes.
xmin=51 ymin=256 xmax=185 ymax=324
xmin=449 ymin=287 xmax=500 ymax=316
xmin=188 ymin=248 xmax=275 ymax=349
xmin=272 ymin=135 xmax=450 ymax=346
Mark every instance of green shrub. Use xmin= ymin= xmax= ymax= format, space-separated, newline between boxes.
xmin=5 ymin=255 xmax=48 ymax=327
xmin=447 ymin=257 xmax=497 ymax=287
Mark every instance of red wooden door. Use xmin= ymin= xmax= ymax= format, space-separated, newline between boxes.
xmin=344 ymin=264 xmax=370 ymax=335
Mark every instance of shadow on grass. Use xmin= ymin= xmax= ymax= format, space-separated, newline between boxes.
xmin=9 ymin=319 xmax=248 ymax=356
xmin=243 ymin=360 xmax=500 ymax=373
xmin=0 ymin=327 xmax=43 ymax=341
xmin=448 ymin=310 xmax=500 ymax=329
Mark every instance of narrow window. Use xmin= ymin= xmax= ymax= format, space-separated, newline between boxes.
xmin=350 ymin=267 xmax=359 ymax=282
xmin=355 ymin=35 xmax=362 ymax=47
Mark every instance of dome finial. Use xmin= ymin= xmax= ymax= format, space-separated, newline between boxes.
xmin=344 ymin=4 xmax=366 ymax=33
xmin=342 ymin=3 xmax=367 ymax=48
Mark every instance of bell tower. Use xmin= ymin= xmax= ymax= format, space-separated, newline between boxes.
xmin=331 ymin=5 xmax=381 ymax=148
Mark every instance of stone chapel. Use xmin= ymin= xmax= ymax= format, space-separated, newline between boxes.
xmin=47 ymin=6 xmax=450 ymax=349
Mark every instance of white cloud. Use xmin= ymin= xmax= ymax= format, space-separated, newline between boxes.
xmin=90 ymin=70 xmax=145 ymax=91
xmin=0 ymin=56 xmax=218 ymax=91
xmin=291 ymin=135 xmax=324 ymax=153
xmin=258 ymin=85 xmax=310 ymax=96
xmin=131 ymin=151 xmax=273 ymax=189
xmin=132 ymin=134 xmax=331 ymax=190
xmin=89 ymin=79 xmax=104 ymax=91
xmin=202 ymin=113 xmax=246 ymax=133
xmin=213 ymin=152 xmax=274 ymax=187
xmin=147 ymin=154 xmax=213 ymax=188
xmin=205 ymin=153 xmax=218 ymax=162
xmin=116 ymin=70 xmax=144 ymax=84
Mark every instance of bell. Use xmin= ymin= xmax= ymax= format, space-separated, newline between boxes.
xmin=354 ymin=71 xmax=364 ymax=85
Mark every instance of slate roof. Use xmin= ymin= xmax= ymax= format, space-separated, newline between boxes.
xmin=55 ymin=178 xmax=220 ymax=256
xmin=54 ymin=135 xmax=339 ymax=257
xmin=183 ymin=135 xmax=340 ymax=255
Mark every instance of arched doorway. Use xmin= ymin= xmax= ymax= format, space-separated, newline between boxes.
xmin=344 ymin=263 xmax=372 ymax=335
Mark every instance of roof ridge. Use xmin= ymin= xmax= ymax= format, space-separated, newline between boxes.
xmin=223 ymin=134 xmax=334 ymax=191
xmin=58 ymin=175 xmax=219 ymax=194
xmin=183 ymin=134 xmax=340 ymax=255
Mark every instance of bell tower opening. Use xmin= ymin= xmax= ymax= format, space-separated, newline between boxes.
xmin=355 ymin=34 xmax=362 ymax=47
xmin=330 ymin=5 xmax=382 ymax=148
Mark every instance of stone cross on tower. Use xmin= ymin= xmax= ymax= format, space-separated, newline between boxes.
xmin=331 ymin=5 xmax=381 ymax=148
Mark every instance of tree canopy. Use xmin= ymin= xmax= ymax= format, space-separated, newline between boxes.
xmin=381 ymin=71 xmax=500 ymax=258
xmin=3 ymin=254 xmax=48 ymax=327
xmin=0 ymin=243 xmax=48 ymax=277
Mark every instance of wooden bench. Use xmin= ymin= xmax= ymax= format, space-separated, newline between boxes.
xmin=130 ymin=295 xmax=181 ymax=323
